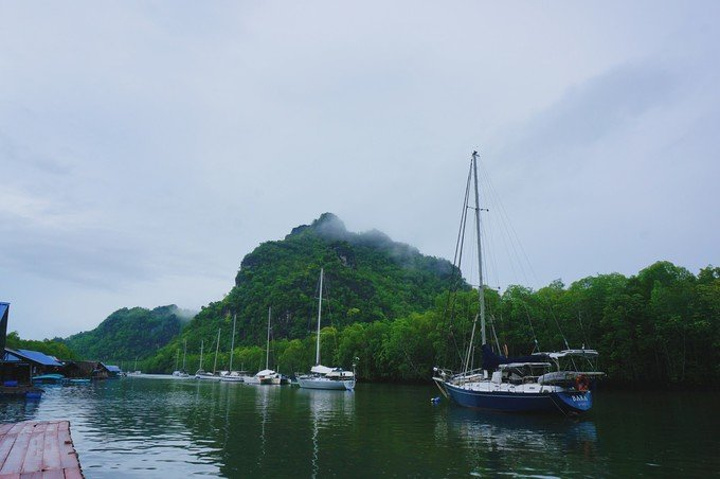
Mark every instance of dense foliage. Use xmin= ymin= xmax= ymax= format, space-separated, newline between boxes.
xmin=5 ymin=331 xmax=77 ymax=360
xmin=63 ymin=305 xmax=188 ymax=363
xmin=158 ymin=261 xmax=717 ymax=388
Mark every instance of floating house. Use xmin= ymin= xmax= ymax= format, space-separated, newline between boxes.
xmin=63 ymin=360 xmax=122 ymax=380
xmin=97 ymin=363 xmax=123 ymax=379
xmin=3 ymin=349 xmax=64 ymax=376
xmin=0 ymin=302 xmax=43 ymax=398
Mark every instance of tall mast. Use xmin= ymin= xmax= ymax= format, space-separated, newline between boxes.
xmin=229 ymin=313 xmax=237 ymax=371
xmin=266 ymin=307 xmax=271 ymax=370
xmin=182 ymin=339 xmax=187 ymax=371
xmin=472 ymin=151 xmax=486 ymax=347
xmin=213 ymin=328 xmax=221 ymax=374
xmin=316 ymin=268 xmax=324 ymax=365
xmin=199 ymin=340 xmax=204 ymax=371
xmin=464 ymin=151 xmax=485 ymax=374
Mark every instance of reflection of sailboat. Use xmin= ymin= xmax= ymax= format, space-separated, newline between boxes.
xmin=298 ymin=387 xmax=356 ymax=478
xmin=432 ymin=152 xmax=604 ymax=414
xmin=437 ymin=407 xmax=600 ymax=474
xmin=297 ymin=269 xmax=356 ymax=391
xmin=244 ymin=308 xmax=289 ymax=385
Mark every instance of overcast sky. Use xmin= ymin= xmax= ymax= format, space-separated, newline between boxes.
xmin=1 ymin=1 xmax=718 ymax=340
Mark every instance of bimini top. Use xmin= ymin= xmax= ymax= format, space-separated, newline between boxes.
xmin=310 ymin=364 xmax=340 ymax=375
xmin=4 ymin=348 xmax=63 ymax=367
xmin=546 ymin=349 xmax=599 ymax=359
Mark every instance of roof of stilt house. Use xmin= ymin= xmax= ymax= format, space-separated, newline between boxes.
xmin=3 ymin=348 xmax=64 ymax=367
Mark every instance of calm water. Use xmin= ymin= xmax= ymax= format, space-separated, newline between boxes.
xmin=1 ymin=377 xmax=717 ymax=478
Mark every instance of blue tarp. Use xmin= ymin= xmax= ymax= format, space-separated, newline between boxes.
xmin=4 ymin=349 xmax=63 ymax=367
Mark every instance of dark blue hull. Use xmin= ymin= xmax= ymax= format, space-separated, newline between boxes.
xmin=444 ymin=382 xmax=592 ymax=414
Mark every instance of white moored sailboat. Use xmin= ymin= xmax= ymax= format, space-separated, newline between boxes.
xmin=297 ymin=268 xmax=356 ymax=391
xmin=220 ymin=314 xmax=245 ymax=383
xmin=244 ymin=307 xmax=289 ymax=385
xmin=196 ymin=330 xmax=222 ymax=381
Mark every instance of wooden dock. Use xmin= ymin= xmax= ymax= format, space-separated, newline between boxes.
xmin=0 ymin=420 xmax=83 ymax=479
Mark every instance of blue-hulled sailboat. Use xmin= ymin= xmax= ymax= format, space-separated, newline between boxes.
xmin=432 ymin=152 xmax=604 ymax=415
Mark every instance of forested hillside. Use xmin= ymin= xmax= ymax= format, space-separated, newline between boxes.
xmin=63 ymin=305 xmax=191 ymax=362
xmin=142 ymin=213 xmax=464 ymax=372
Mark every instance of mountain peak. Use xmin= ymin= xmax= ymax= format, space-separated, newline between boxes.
xmin=287 ymin=212 xmax=348 ymax=240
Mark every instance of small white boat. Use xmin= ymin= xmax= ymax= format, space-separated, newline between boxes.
xmin=195 ymin=369 xmax=219 ymax=380
xmin=244 ymin=308 xmax=290 ymax=386
xmin=297 ymin=365 xmax=355 ymax=390
xmin=219 ymin=371 xmax=245 ymax=383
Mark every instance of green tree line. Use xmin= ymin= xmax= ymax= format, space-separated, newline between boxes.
xmin=145 ymin=261 xmax=718 ymax=389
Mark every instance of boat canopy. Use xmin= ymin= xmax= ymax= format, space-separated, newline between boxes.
xmin=547 ymin=349 xmax=599 ymax=359
xmin=481 ymin=344 xmax=550 ymax=371
xmin=310 ymin=365 xmax=335 ymax=375
xmin=498 ymin=362 xmax=552 ymax=369
xmin=256 ymin=369 xmax=276 ymax=376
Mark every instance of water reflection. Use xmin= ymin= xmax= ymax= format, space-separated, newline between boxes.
xmin=0 ymin=396 xmax=41 ymax=423
xmin=295 ymin=389 xmax=355 ymax=478
xmin=438 ymin=407 xmax=602 ymax=477
xmin=1 ymin=379 xmax=715 ymax=477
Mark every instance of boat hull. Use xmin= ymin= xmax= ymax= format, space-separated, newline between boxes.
xmin=297 ymin=377 xmax=355 ymax=391
xmin=442 ymin=381 xmax=592 ymax=414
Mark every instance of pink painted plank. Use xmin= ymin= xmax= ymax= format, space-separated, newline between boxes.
xmin=62 ymin=467 xmax=84 ymax=479
xmin=0 ymin=423 xmax=33 ymax=474
xmin=20 ymin=423 xmax=46 ymax=474
xmin=0 ymin=429 xmax=18 ymax=471
xmin=41 ymin=423 xmax=61 ymax=471
xmin=0 ymin=422 xmax=82 ymax=479
xmin=56 ymin=432 xmax=77 ymax=470
xmin=36 ymin=471 xmax=64 ymax=479
xmin=18 ymin=472 xmax=43 ymax=479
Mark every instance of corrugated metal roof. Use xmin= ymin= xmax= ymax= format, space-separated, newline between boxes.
xmin=4 ymin=349 xmax=63 ymax=367
xmin=101 ymin=363 xmax=122 ymax=373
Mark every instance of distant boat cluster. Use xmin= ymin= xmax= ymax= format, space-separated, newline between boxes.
xmin=172 ymin=269 xmax=356 ymax=391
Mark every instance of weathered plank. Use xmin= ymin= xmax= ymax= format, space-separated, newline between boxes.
xmin=0 ymin=422 xmax=33 ymax=474
xmin=40 ymin=423 xmax=61 ymax=471
xmin=0 ymin=422 xmax=82 ymax=479
xmin=21 ymin=423 xmax=47 ymax=474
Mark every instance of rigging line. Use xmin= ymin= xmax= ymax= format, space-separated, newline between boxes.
xmin=442 ymin=160 xmax=474 ymax=368
xmin=478 ymin=163 xmax=545 ymax=351
xmin=480 ymin=165 xmax=537 ymax=288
